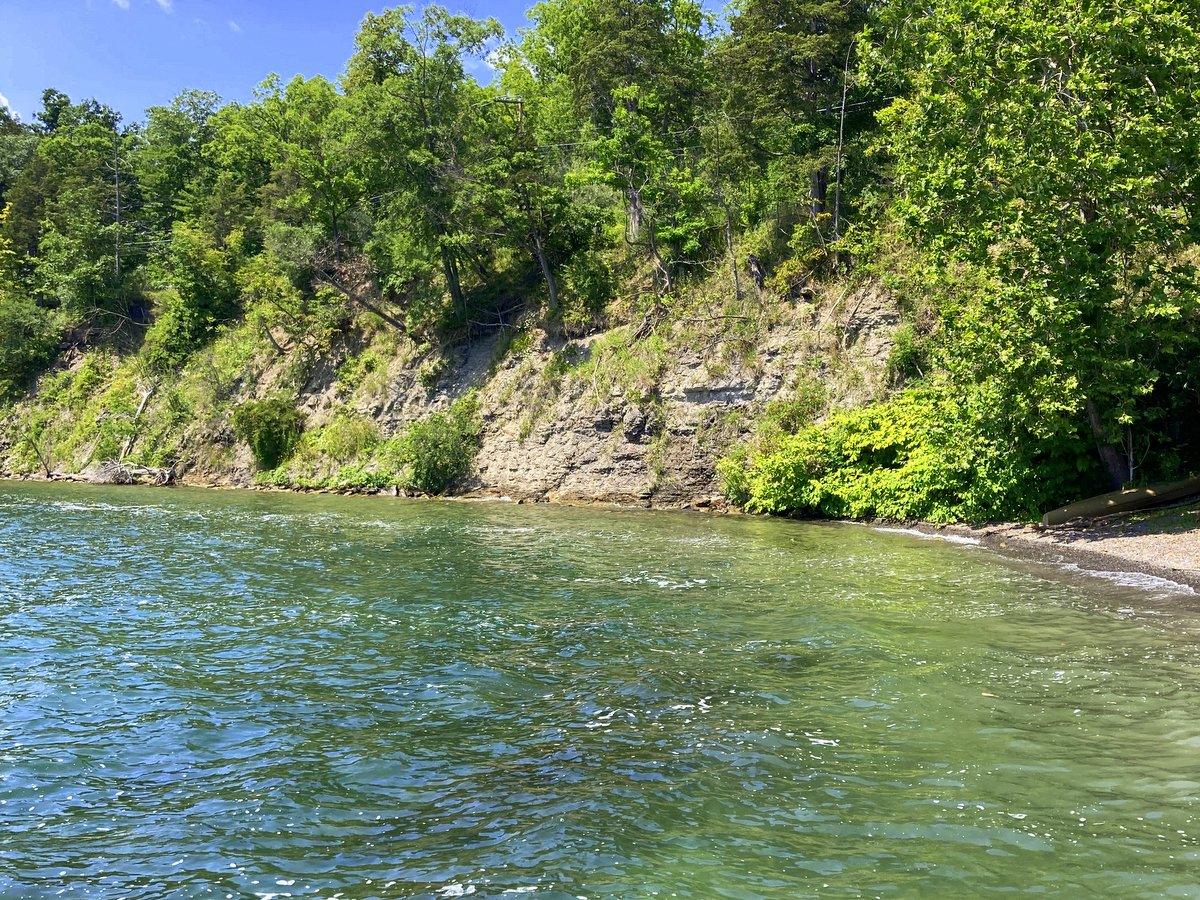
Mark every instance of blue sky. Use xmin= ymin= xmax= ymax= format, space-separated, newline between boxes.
xmin=0 ymin=0 xmax=539 ymax=124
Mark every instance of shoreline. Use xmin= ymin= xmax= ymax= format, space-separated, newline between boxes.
xmin=929 ymin=517 xmax=1200 ymax=594
xmin=4 ymin=470 xmax=1198 ymax=595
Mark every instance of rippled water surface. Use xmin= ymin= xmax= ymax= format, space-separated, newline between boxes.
xmin=3 ymin=482 xmax=1200 ymax=898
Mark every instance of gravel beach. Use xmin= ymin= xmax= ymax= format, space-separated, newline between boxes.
xmin=963 ymin=501 xmax=1200 ymax=592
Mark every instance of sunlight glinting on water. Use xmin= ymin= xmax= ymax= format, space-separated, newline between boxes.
xmin=2 ymin=482 xmax=1199 ymax=898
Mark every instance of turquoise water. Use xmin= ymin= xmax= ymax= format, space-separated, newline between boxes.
xmin=2 ymin=482 xmax=1199 ymax=898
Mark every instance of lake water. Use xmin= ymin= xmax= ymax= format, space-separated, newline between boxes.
xmin=2 ymin=482 xmax=1199 ymax=899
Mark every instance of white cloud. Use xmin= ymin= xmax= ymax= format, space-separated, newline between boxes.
xmin=0 ymin=92 xmax=9 ymax=109
xmin=111 ymin=0 xmax=130 ymax=8
xmin=228 ymin=19 xmax=241 ymax=32
xmin=155 ymin=0 xmax=173 ymax=10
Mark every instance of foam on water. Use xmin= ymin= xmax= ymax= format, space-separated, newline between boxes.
xmin=1055 ymin=561 xmax=1195 ymax=597
xmin=873 ymin=525 xmax=982 ymax=545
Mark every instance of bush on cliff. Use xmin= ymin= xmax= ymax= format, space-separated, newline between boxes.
xmin=232 ymin=397 xmax=305 ymax=470
xmin=721 ymin=383 xmax=1097 ymax=524
xmin=380 ymin=393 xmax=482 ymax=495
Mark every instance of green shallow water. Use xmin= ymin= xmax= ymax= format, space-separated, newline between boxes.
xmin=2 ymin=482 xmax=1200 ymax=899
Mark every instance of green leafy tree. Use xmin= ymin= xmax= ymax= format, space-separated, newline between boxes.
xmin=872 ymin=0 xmax=1200 ymax=489
xmin=251 ymin=75 xmax=364 ymax=253
xmin=0 ymin=106 xmax=40 ymax=208
xmin=344 ymin=6 xmax=503 ymax=331
xmin=136 ymin=90 xmax=222 ymax=238
xmin=712 ymin=0 xmax=868 ymax=220
xmin=523 ymin=0 xmax=710 ymax=293
xmin=1 ymin=93 xmax=141 ymax=326
xmin=143 ymin=222 xmax=242 ymax=370
xmin=0 ymin=205 xmax=57 ymax=399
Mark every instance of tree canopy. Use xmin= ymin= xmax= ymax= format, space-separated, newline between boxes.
xmin=2 ymin=0 xmax=1197 ymax=520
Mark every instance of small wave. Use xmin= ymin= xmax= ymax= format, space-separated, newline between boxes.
xmin=48 ymin=500 xmax=167 ymax=517
xmin=618 ymin=574 xmax=710 ymax=590
xmin=874 ymin=526 xmax=981 ymax=546
xmin=1056 ymin=563 xmax=1195 ymax=596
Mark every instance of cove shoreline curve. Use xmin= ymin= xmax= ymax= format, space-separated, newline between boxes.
xmin=4 ymin=470 xmax=1198 ymax=595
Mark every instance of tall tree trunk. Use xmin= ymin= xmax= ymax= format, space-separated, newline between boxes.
xmin=722 ymin=194 xmax=742 ymax=300
xmin=626 ymin=186 xmax=671 ymax=294
xmin=627 ymin=185 xmax=643 ymax=243
xmin=809 ymin=167 xmax=828 ymax=219
xmin=1086 ymin=398 xmax=1129 ymax=490
xmin=519 ymin=187 xmax=560 ymax=324
xmin=532 ymin=229 xmax=560 ymax=323
xmin=436 ymin=224 xmax=464 ymax=315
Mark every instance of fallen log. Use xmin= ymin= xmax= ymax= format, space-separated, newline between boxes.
xmin=91 ymin=459 xmax=176 ymax=487
xmin=1041 ymin=475 xmax=1200 ymax=527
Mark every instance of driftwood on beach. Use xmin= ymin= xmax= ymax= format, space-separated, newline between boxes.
xmin=90 ymin=459 xmax=176 ymax=486
xmin=1041 ymin=476 xmax=1200 ymax=527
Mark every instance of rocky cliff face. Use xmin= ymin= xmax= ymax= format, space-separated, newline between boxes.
xmin=4 ymin=282 xmax=898 ymax=507
xmin=470 ymin=285 xmax=896 ymax=506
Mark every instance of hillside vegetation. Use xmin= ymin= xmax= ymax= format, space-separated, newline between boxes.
xmin=0 ymin=0 xmax=1197 ymax=522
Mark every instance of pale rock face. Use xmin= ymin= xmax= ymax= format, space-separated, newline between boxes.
xmin=158 ymin=283 xmax=898 ymax=508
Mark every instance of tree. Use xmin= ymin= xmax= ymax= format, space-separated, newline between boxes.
xmin=712 ymin=0 xmax=867 ymax=219
xmin=247 ymin=76 xmax=364 ymax=255
xmin=344 ymin=5 xmax=503 ymax=330
xmin=524 ymin=0 xmax=710 ymax=293
xmin=10 ymin=104 xmax=142 ymax=325
xmin=0 ymin=205 xmax=57 ymax=399
xmin=0 ymin=107 xmax=40 ymax=208
xmin=136 ymin=90 xmax=222 ymax=238
xmin=872 ymin=0 xmax=1200 ymax=488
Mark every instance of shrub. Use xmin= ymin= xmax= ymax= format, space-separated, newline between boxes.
xmin=884 ymin=322 xmax=930 ymax=386
xmin=0 ymin=291 xmax=58 ymax=400
xmin=382 ymin=393 xmax=482 ymax=495
xmin=559 ymin=251 xmax=614 ymax=334
xmin=754 ymin=377 xmax=828 ymax=448
xmin=141 ymin=290 xmax=203 ymax=372
xmin=335 ymin=350 xmax=381 ymax=396
xmin=231 ymin=397 xmax=305 ymax=469
xmin=721 ymin=383 xmax=1098 ymax=524
xmin=716 ymin=445 xmax=752 ymax=507
xmin=313 ymin=411 xmax=379 ymax=464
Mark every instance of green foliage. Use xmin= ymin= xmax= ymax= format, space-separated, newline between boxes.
xmin=6 ymin=0 xmax=1200 ymax=522
xmin=344 ymin=6 xmax=504 ymax=331
xmin=754 ymin=377 xmax=828 ymax=448
xmin=417 ymin=353 xmax=449 ymax=392
xmin=872 ymin=0 xmax=1200 ymax=487
xmin=725 ymin=383 xmax=1098 ymax=524
xmin=559 ymin=250 xmax=615 ymax=332
xmin=311 ymin=411 xmax=379 ymax=464
xmin=231 ymin=397 xmax=305 ymax=469
xmin=383 ymin=393 xmax=482 ymax=494
xmin=127 ymin=384 xmax=192 ymax=468
xmin=884 ymin=322 xmax=929 ymax=386
xmin=335 ymin=349 xmax=382 ymax=396
xmin=142 ymin=222 xmax=243 ymax=372
xmin=239 ymin=243 xmax=345 ymax=353
xmin=0 ymin=288 xmax=57 ymax=400
xmin=11 ymin=352 xmax=152 ymax=471
xmin=136 ymin=90 xmax=222 ymax=236
xmin=6 ymin=108 xmax=141 ymax=326
xmin=716 ymin=445 xmax=753 ymax=508
xmin=0 ymin=121 xmax=39 ymax=209
xmin=572 ymin=329 xmax=665 ymax=405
